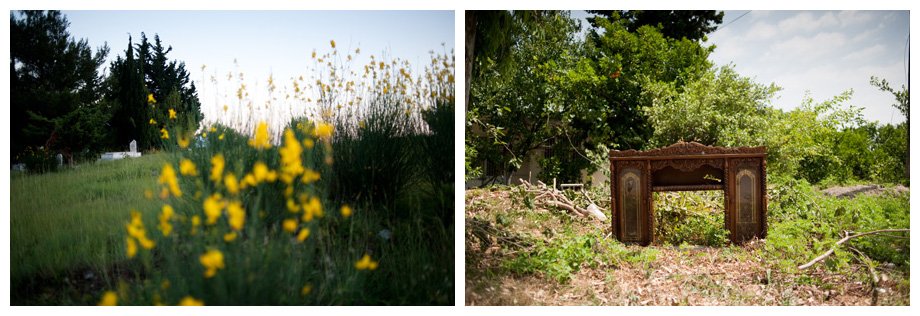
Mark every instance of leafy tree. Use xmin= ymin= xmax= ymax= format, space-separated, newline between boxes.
xmin=106 ymin=33 xmax=203 ymax=150
xmin=643 ymin=65 xmax=780 ymax=148
xmin=468 ymin=11 xmax=583 ymax=181
xmin=10 ymin=10 xmax=110 ymax=164
xmin=468 ymin=10 xmax=721 ymax=182
xmin=465 ymin=10 xmax=514 ymax=111
xmin=587 ymin=10 xmax=724 ymax=41
xmin=870 ymin=76 xmax=909 ymax=179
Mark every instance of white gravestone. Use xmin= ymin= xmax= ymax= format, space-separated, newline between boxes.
xmin=129 ymin=140 xmax=137 ymax=153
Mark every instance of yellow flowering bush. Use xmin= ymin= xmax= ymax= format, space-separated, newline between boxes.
xmin=102 ymin=42 xmax=453 ymax=305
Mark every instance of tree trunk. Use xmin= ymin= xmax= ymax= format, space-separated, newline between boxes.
xmin=465 ymin=11 xmax=476 ymax=113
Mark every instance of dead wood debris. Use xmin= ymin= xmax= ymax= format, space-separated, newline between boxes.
xmin=518 ymin=179 xmax=607 ymax=221
xmin=798 ymin=229 xmax=909 ymax=270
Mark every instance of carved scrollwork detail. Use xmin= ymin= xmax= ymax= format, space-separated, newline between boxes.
xmin=611 ymin=141 xmax=766 ymax=158
xmin=651 ymin=158 xmax=724 ymax=172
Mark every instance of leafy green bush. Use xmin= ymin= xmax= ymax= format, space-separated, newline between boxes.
xmin=763 ymin=175 xmax=909 ymax=272
xmin=653 ymin=192 xmax=729 ymax=246
xmin=504 ymin=231 xmax=659 ymax=283
xmin=17 ymin=146 xmax=59 ymax=174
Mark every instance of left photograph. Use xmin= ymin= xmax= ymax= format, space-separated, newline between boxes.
xmin=10 ymin=10 xmax=455 ymax=305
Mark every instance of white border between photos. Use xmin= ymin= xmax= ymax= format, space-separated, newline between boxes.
xmin=2 ymin=1 xmax=918 ymax=316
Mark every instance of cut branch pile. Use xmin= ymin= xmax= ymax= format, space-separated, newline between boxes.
xmin=519 ymin=179 xmax=607 ymax=221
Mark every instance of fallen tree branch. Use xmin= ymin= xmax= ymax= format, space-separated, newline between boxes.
xmin=519 ymin=179 xmax=607 ymax=221
xmin=798 ymin=229 xmax=909 ymax=270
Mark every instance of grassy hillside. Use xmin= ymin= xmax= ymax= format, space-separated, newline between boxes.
xmin=11 ymin=154 xmax=165 ymax=303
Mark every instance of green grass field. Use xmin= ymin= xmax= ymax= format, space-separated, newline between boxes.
xmin=11 ymin=148 xmax=454 ymax=305
xmin=11 ymin=154 xmax=165 ymax=303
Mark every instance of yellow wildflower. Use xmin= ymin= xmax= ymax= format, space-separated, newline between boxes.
xmin=279 ymin=129 xmax=305 ymax=183
xmin=169 ymin=108 xmax=177 ymax=119
xmin=223 ymin=104 xmax=228 ymax=112
xmin=296 ymin=228 xmax=310 ymax=242
xmin=191 ymin=215 xmax=201 ymax=235
xmin=202 ymin=132 xmax=207 ymax=138
xmin=158 ymin=164 xmax=182 ymax=197
xmin=219 ymin=133 xmax=225 ymax=140
xmin=300 ymin=284 xmax=312 ymax=296
xmin=160 ymin=128 xmax=170 ymax=140
xmin=286 ymin=198 xmax=300 ymax=213
xmin=147 ymin=93 xmax=156 ymax=104
xmin=303 ymin=139 xmax=314 ymax=149
xmin=126 ymin=237 xmax=137 ymax=258
xmin=248 ymin=121 xmax=271 ymax=149
xmin=199 ymin=249 xmax=225 ymax=278
xmin=177 ymin=135 xmax=191 ymax=149
xmin=126 ymin=210 xmax=156 ymax=251
xmin=354 ymin=254 xmax=379 ymax=270
xmin=179 ymin=159 xmax=198 ymax=176
xmin=210 ymin=154 xmax=225 ymax=183
xmin=226 ymin=201 xmax=246 ymax=231
xmin=340 ymin=204 xmax=352 ymax=218
xmin=301 ymin=169 xmax=321 ymax=184
xmin=149 ymin=118 xmax=157 ymax=125
xmin=330 ymin=39 xmax=336 ymax=49
xmin=158 ymin=204 xmax=175 ymax=236
xmin=209 ymin=126 xmax=217 ymax=133
xmin=137 ymin=235 xmax=155 ymax=249
xmin=313 ymin=123 xmax=334 ymax=139
xmin=241 ymin=173 xmax=257 ymax=188
xmin=282 ymin=218 xmax=298 ymax=233
xmin=301 ymin=197 xmax=322 ymax=222
xmin=252 ymin=161 xmax=271 ymax=183
xmin=160 ymin=187 xmax=169 ymax=199
xmin=224 ymin=173 xmax=240 ymax=195
xmin=223 ymin=231 xmax=237 ymax=242
xmin=144 ymin=189 xmax=154 ymax=200
xmin=98 ymin=291 xmax=118 ymax=306
xmin=178 ymin=296 xmax=204 ymax=306
xmin=203 ymin=193 xmax=224 ymax=225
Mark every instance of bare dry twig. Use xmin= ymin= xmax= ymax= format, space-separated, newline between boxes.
xmin=798 ymin=229 xmax=909 ymax=270
xmin=519 ymin=179 xmax=607 ymax=220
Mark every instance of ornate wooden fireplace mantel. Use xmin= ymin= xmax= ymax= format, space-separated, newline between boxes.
xmin=609 ymin=141 xmax=767 ymax=245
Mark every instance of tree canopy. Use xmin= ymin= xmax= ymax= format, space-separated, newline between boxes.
xmin=10 ymin=10 xmax=110 ymax=163
xmin=467 ymin=10 xmax=909 ymax=186
xmin=10 ymin=10 xmax=204 ymax=169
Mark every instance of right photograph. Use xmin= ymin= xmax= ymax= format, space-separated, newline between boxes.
xmin=465 ymin=10 xmax=910 ymax=305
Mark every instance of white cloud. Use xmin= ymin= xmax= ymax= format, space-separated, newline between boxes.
xmin=838 ymin=11 xmax=874 ymax=26
xmin=707 ymin=11 xmax=908 ymax=124
xmin=842 ymin=44 xmax=886 ymax=62
xmin=746 ymin=21 xmax=778 ymax=40
xmin=778 ymin=11 xmax=839 ymax=34
xmin=769 ymin=32 xmax=847 ymax=62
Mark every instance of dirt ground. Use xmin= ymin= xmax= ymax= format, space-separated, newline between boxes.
xmin=465 ymin=188 xmax=909 ymax=306
xmin=821 ymin=184 xmax=909 ymax=198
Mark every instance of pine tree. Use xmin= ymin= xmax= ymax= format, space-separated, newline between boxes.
xmin=10 ymin=10 xmax=110 ymax=164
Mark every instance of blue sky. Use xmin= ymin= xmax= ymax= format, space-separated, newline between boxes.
xmin=572 ymin=10 xmax=909 ymax=125
xmin=60 ymin=10 xmax=455 ymax=130
xmin=707 ymin=10 xmax=909 ymax=124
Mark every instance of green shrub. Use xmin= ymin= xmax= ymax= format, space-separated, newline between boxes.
xmin=17 ymin=146 xmax=59 ymax=173
xmin=653 ymin=191 xmax=729 ymax=246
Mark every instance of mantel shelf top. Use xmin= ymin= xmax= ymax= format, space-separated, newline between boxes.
xmin=610 ymin=141 xmax=766 ymax=159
